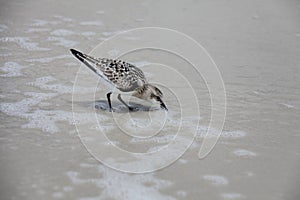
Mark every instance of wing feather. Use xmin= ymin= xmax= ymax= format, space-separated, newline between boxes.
xmin=96 ymin=59 xmax=146 ymax=92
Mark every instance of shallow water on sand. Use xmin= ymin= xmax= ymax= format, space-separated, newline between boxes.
xmin=1 ymin=0 xmax=300 ymax=199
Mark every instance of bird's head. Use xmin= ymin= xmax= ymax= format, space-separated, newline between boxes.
xmin=133 ymin=84 xmax=168 ymax=111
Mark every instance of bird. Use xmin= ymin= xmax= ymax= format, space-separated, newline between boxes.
xmin=70 ymin=49 xmax=168 ymax=112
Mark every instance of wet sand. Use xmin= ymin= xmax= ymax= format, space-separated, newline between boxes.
xmin=1 ymin=0 xmax=300 ymax=199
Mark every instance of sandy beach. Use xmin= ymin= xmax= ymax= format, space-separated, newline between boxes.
xmin=1 ymin=0 xmax=300 ymax=199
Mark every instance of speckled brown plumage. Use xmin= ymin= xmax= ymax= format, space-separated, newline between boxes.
xmin=70 ymin=48 xmax=168 ymax=111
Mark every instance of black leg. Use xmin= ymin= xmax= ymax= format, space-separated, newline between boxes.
xmin=117 ymin=94 xmax=134 ymax=111
xmin=106 ymin=92 xmax=113 ymax=112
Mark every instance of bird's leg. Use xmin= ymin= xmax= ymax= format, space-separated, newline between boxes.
xmin=106 ymin=92 xmax=113 ymax=112
xmin=117 ymin=94 xmax=135 ymax=111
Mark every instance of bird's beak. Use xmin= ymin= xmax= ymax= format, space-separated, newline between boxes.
xmin=158 ymin=97 xmax=168 ymax=111
xmin=70 ymin=49 xmax=86 ymax=62
xmin=161 ymin=103 xmax=168 ymax=111
xmin=70 ymin=49 xmax=100 ymax=75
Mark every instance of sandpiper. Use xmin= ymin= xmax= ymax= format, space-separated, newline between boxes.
xmin=70 ymin=49 xmax=167 ymax=111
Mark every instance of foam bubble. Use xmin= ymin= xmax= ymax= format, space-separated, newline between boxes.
xmin=279 ymin=103 xmax=295 ymax=109
xmin=67 ymin=165 xmax=176 ymax=200
xmin=51 ymin=29 xmax=75 ymax=36
xmin=96 ymin=10 xmax=105 ymax=15
xmin=53 ymin=15 xmax=73 ymax=22
xmin=27 ymin=76 xmax=93 ymax=94
xmin=31 ymin=19 xmax=60 ymax=26
xmin=0 ymin=62 xmax=27 ymax=77
xmin=0 ymin=83 xmax=104 ymax=133
xmin=130 ymin=134 xmax=175 ymax=144
xmin=203 ymin=175 xmax=228 ymax=186
xmin=0 ymin=24 xmax=8 ymax=32
xmin=0 ymin=92 xmax=56 ymax=115
xmin=52 ymin=192 xmax=64 ymax=198
xmin=47 ymin=36 xmax=78 ymax=48
xmin=233 ymin=149 xmax=257 ymax=157
xmin=222 ymin=130 xmax=247 ymax=138
xmin=197 ymin=126 xmax=247 ymax=139
xmin=221 ymin=193 xmax=244 ymax=199
xmin=178 ymin=158 xmax=188 ymax=164
xmin=27 ymin=55 xmax=72 ymax=63
xmin=0 ymin=37 xmax=49 ymax=51
xmin=101 ymin=31 xmax=123 ymax=37
xmin=176 ymin=190 xmax=187 ymax=197
xmin=81 ymin=32 xmax=96 ymax=36
xmin=80 ymin=21 xmax=103 ymax=26
xmin=26 ymin=28 xmax=50 ymax=33
xmin=63 ymin=186 xmax=73 ymax=192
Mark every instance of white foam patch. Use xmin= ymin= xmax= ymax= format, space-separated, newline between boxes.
xmin=197 ymin=126 xmax=247 ymax=139
xmin=21 ymin=109 xmax=97 ymax=133
xmin=101 ymin=31 xmax=123 ymax=37
xmin=67 ymin=165 xmax=175 ymax=200
xmin=0 ymin=92 xmax=57 ymax=116
xmin=0 ymin=92 xmax=106 ymax=133
xmin=27 ymin=76 xmax=71 ymax=94
xmin=52 ymin=192 xmax=64 ymax=198
xmin=96 ymin=10 xmax=105 ymax=15
xmin=128 ymin=115 xmax=200 ymax=152
xmin=0 ymin=62 xmax=27 ymax=77
xmin=80 ymin=21 xmax=103 ymax=26
xmin=0 ymin=53 xmax=12 ymax=57
xmin=53 ymin=15 xmax=73 ymax=22
xmin=176 ymin=190 xmax=187 ymax=198
xmin=0 ymin=37 xmax=49 ymax=51
xmin=0 ymin=24 xmax=8 ymax=32
xmin=279 ymin=103 xmax=295 ymax=109
xmin=233 ymin=149 xmax=256 ymax=157
xmin=26 ymin=55 xmax=72 ymax=63
xmin=47 ymin=36 xmax=78 ymax=48
xmin=0 ymin=76 xmax=105 ymax=134
xmin=63 ymin=186 xmax=73 ymax=192
xmin=178 ymin=159 xmax=188 ymax=164
xmin=130 ymin=134 xmax=175 ymax=144
xmin=146 ymin=145 xmax=167 ymax=153
xmin=26 ymin=28 xmax=50 ymax=33
xmin=81 ymin=32 xmax=96 ymax=36
xmin=31 ymin=19 xmax=60 ymax=26
xmin=222 ymin=130 xmax=247 ymax=138
xmin=0 ymin=46 xmax=10 ymax=57
xmin=221 ymin=193 xmax=244 ymax=199
xmin=203 ymin=175 xmax=228 ymax=186
xmin=50 ymin=29 xmax=75 ymax=36
xmin=252 ymin=90 xmax=260 ymax=95
xmin=245 ymin=171 xmax=254 ymax=177
xmin=251 ymin=14 xmax=260 ymax=20
xmin=27 ymin=76 xmax=94 ymax=94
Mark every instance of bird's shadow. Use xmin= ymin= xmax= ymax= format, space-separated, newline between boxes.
xmin=73 ymin=100 xmax=158 ymax=113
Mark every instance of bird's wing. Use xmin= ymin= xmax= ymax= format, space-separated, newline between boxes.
xmin=96 ymin=59 xmax=147 ymax=92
